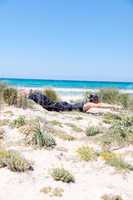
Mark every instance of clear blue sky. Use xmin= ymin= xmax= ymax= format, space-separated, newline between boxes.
xmin=0 ymin=0 xmax=132 ymax=81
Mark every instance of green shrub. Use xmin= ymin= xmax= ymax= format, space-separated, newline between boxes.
xmin=77 ymin=145 xmax=97 ymax=161
xmin=10 ymin=116 xmax=26 ymax=128
xmin=98 ymin=88 xmax=133 ymax=110
xmin=86 ymin=126 xmax=101 ymax=136
xmin=28 ymin=122 xmax=56 ymax=148
xmin=3 ymin=87 xmax=18 ymax=105
xmin=100 ymin=115 xmax=133 ymax=147
xmin=51 ymin=167 xmax=75 ymax=183
xmin=0 ymin=150 xmax=33 ymax=172
xmin=43 ymin=88 xmax=59 ymax=102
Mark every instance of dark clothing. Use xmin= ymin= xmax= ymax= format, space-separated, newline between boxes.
xmin=28 ymin=92 xmax=83 ymax=112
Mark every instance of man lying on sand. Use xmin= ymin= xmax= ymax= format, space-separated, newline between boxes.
xmin=29 ymin=92 xmax=119 ymax=113
xmin=83 ymin=94 xmax=119 ymax=112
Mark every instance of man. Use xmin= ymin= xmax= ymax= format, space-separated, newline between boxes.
xmin=83 ymin=94 xmax=120 ymax=112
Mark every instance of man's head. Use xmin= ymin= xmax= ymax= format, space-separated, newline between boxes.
xmin=89 ymin=93 xmax=99 ymax=103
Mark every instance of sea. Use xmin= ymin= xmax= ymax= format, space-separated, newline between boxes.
xmin=0 ymin=78 xmax=133 ymax=97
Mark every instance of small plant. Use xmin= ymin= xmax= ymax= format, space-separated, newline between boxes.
xmin=100 ymin=114 xmax=133 ymax=147
xmin=10 ymin=116 xmax=26 ymax=128
xmin=101 ymin=194 xmax=124 ymax=200
xmin=86 ymin=126 xmax=100 ymax=136
xmin=43 ymin=88 xmax=59 ymax=102
xmin=49 ymin=120 xmax=62 ymax=127
xmin=51 ymin=167 xmax=75 ymax=183
xmin=7 ymin=151 xmax=33 ymax=172
xmin=77 ymin=145 xmax=97 ymax=161
xmin=54 ymin=132 xmax=76 ymax=141
xmin=100 ymin=151 xmax=116 ymax=161
xmin=100 ymin=151 xmax=133 ymax=172
xmin=27 ymin=122 xmax=56 ymax=148
xmin=50 ymin=187 xmax=64 ymax=197
xmin=3 ymin=87 xmax=18 ymax=105
xmin=32 ymin=131 xmax=56 ymax=148
xmin=40 ymin=186 xmax=64 ymax=197
xmin=66 ymin=123 xmax=83 ymax=132
xmin=0 ymin=150 xmax=33 ymax=172
xmin=0 ymin=150 xmax=10 ymax=168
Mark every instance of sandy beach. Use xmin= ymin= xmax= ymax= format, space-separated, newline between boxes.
xmin=0 ymin=88 xmax=133 ymax=200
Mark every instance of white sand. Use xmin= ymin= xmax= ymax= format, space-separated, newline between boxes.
xmin=0 ymin=105 xmax=133 ymax=200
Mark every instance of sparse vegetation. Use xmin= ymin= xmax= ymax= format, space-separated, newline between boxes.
xmin=27 ymin=122 xmax=56 ymax=148
xmin=16 ymin=94 xmax=36 ymax=109
xmin=49 ymin=120 xmax=62 ymax=127
xmin=100 ymin=151 xmax=133 ymax=172
xmin=43 ymin=88 xmax=59 ymax=102
xmin=0 ymin=150 xmax=33 ymax=172
xmin=40 ymin=186 xmax=64 ymax=197
xmin=98 ymin=89 xmax=120 ymax=104
xmin=51 ymin=167 xmax=75 ymax=183
xmin=3 ymin=87 xmax=18 ymax=105
xmin=53 ymin=131 xmax=76 ymax=141
xmin=103 ymin=112 xmax=122 ymax=124
xmin=101 ymin=194 xmax=124 ymax=200
xmin=98 ymin=88 xmax=133 ymax=110
xmin=65 ymin=123 xmax=83 ymax=132
xmin=77 ymin=145 xmax=97 ymax=161
xmin=99 ymin=114 xmax=133 ymax=147
xmin=86 ymin=126 xmax=101 ymax=136
xmin=10 ymin=116 xmax=26 ymax=128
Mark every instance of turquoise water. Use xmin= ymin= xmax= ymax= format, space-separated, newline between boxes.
xmin=0 ymin=78 xmax=133 ymax=89
xmin=0 ymin=78 xmax=133 ymax=96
